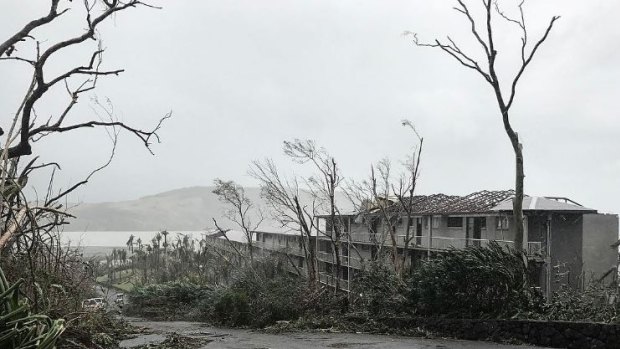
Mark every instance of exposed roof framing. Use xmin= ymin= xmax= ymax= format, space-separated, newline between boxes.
xmin=372 ymin=190 xmax=516 ymax=216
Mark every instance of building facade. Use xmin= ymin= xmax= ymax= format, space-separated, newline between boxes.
xmin=210 ymin=190 xmax=619 ymax=297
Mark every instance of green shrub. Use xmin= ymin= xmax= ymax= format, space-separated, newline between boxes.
xmin=198 ymin=256 xmax=306 ymax=327
xmin=248 ymin=276 xmax=304 ymax=327
xmin=408 ymin=242 xmax=543 ymax=319
xmin=126 ymin=282 xmax=211 ymax=319
xmin=227 ymin=257 xmax=305 ymax=327
xmin=0 ymin=266 xmax=64 ymax=349
xmin=129 ymin=282 xmax=210 ymax=307
xmin=210 ymin=288 xmax=250 ymax=326
xmin=351 ymin=262 xmax=406 ymax=316
xmin=539 ymin=283 xmax=620 ymax=323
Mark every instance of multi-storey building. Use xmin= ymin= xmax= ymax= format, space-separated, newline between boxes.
xmin=209 ymin=190 xmax=619 ymax=298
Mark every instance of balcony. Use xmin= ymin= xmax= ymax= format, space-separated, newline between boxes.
xmin=345 ymin=232 xmax=545 ymax=256
xmin=318 ymin=272 xmax=350 ymax=291
xmin=430 ymin=236 xmax=515 ymax=250
xmin=317 ymin=251 xmax=364 ymax=269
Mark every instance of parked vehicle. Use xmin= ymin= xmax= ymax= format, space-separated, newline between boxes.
xmin=115 ymin=293 xmax=124 ymax=307
xmin=82 ymin=297 xmax=106 ymax=310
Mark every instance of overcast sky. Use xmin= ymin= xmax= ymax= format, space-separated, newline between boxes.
xmin=2 ymin=0 xmax=619 ymax=215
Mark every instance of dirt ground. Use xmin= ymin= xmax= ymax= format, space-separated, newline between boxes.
xmin=120 ymin=317 xmax=551 ymax=349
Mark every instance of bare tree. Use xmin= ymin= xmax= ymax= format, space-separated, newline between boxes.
xmin=212 ymin=179 xmax=263 ymax=263
xmin=282 ymin=139 xmax=346 ymax=293
xmin=394 ymin=120 xmax=423 ymax=273
xmin=250 ymin=158 xmax=319 ymax=285
xmin=251 ymin=140 xmax=347 ymax=291
xmin=408 ymin=0 xmax=559 ymax=251
xmin=345 ymin=120 xmax=423 ymax=276
xmin=0 ymin=1 xmax=169 ymax=324
xmin=347 ymin=160 xmax=397 ymax=261
xmin=1 ymin=0 xmax=170 ymax=256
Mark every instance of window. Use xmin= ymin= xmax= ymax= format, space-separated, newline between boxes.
xmin=432 ymin=216 xmax=440 ymax=229
xmin=447 ymin=217 xmax=463 ymax=228
xmin=496 ymin=216 xmax=510 ymax=230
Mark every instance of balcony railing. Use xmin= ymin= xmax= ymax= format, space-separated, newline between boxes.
xmin=346 ymin=233 xmax=546 ymax=256
xmin=318 ymin=272 xmax=350 ymax=291
xmin=430 ymin=237 xmax=516 ymax=250
xmin=317 ymin=251 xmax=364 ymax=269
xmin=348 ymin=232 xmax=422 ymax=246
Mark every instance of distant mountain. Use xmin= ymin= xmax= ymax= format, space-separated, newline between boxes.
xmin=66 ymin=186 xmax=351 ymax=232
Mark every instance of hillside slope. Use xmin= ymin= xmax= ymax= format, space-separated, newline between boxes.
xmin=66 ymin=186 xmax=351 ymax=232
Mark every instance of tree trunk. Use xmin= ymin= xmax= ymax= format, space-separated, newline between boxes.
xmin=306 ymin=234 xmax=317 ymax=284
xmin=333 ymin=240 xmax=341 ymax=293
xmin=513 ymin=142 xmax=525 ymax=251
xmin=389 ymin=225 xmax=400 ymax=274
xmin=401 ymin=216 xmax=413 ymax=276
xmin=494 ymin=89 xmax=524 ymax=251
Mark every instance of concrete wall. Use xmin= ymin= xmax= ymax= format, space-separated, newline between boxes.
xmin=363 ymin=316 xmax=620 ymax=349
xmin=551 ymin=214 xmax=584 ymax=289
xmin=582 ymin=213 xmax=619 ymax=283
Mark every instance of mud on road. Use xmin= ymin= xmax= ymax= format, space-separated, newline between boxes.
xmin=120 ymin=317 xmax=551 ymax=349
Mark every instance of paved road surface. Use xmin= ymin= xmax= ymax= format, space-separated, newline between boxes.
xmin=121 ymin=317 xmax=551 ymax=349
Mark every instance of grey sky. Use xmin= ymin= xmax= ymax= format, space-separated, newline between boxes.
xmin=2 ymin=0 xmax=619 ymax=215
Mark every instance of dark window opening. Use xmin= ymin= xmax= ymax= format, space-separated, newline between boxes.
xmin=447 ymin=217 xmax=463 ymax=228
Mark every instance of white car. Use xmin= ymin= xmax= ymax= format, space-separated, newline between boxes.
xmin=82 ymin=297 xmax=106 ymax=310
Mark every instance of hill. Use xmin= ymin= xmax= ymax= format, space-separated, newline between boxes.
xmin=66 ymin=186 xmax=351 ymax=232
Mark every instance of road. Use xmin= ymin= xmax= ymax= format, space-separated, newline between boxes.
xmin=120 ymin=317 xmax=551 ymax=349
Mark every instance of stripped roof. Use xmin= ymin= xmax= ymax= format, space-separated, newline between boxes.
xmin=400 ymin=190 xmax=515 ymax=215
xmin=323 ymin=190 xmax=594 ymax=218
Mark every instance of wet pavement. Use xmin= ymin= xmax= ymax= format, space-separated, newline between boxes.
xmin=121 ymin=317 xmax=551 ymax=349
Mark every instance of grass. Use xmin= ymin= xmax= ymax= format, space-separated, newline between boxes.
xmin=97 ymin=269 xmax=139 ymax=292
xmin=113 ymin=281 xmax=135 ymax=292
